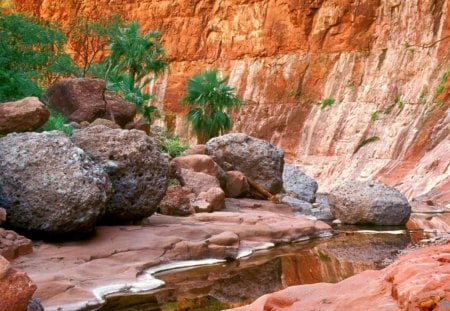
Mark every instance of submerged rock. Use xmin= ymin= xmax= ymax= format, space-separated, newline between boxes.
xmin=282 ymin=164 xmax=318 ymax=203
xmin=0 ymin=97 xmax=49 ymax=135
xmin=0 ymin=131 xmax=110 ymax=235
xmin=329 ymin=180 xmax=411 ymax=225
xmin=206 ymin=133 xmax=284 ymax=194
xmin=72 ymin=125 xmax=169 ymax=222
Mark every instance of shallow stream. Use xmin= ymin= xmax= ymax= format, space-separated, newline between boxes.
xmin=89 ymin=225 xmax=414 ymax=311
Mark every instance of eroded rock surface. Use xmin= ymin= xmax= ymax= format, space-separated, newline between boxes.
xmin=206 ymin=133 xmax=284 ymax=194
xmin=329 ymin=180 xmax=411 ymax=225
xmin=0 ymin=131 xmax=110 ymax=234
xmin=231 ymin=243 xmax=450 ymax=311
xmin=45 ymin=78 xmax=135 ymax=127
xmin=72 ymin=125 xmax=169 ymax=222
xmin=0 ymin=97 xmax=49 ymax=135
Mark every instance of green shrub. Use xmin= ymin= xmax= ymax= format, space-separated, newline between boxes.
xmin=370 ymin=111 xmax=378 ymax=121
xmin=319 ymin=98 xmax=336 ymax=110
xmin=40 ymin=110 xmax=73 ymax=136
xmin=159 ymin=136 xmax=189 ymax=158
xmin=354 ymin=136 xmax=379 ymax=154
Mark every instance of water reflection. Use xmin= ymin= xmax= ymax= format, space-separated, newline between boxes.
xmin=94 ymin=232 xmax=409 ymax=311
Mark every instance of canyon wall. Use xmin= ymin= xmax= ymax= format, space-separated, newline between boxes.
xmin=13 ymin=0 xmax=449 ymax=205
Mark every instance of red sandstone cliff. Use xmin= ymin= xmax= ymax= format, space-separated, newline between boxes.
xmin=12 ymin=0 xmax=449 ymax=205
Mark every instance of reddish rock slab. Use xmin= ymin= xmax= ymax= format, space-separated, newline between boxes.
xmin=407 ymin=213 xmax=450 ymax=244
xmin=0 ymin=228 xmax=32 ymax=261
xmin=0 ymin=255 xmax=36 ymax=311
xmin=0 ymin=97 xmax=49 ymax=135
xmin=230 ymin=243 xmax=450 ymax=311
xmin=11 ymin=201 xmax=331 ymax=309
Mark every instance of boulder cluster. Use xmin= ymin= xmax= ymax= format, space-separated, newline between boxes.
xmin=0 ymin=79 xmax=412 ymax=236
xmin=0 ymin=83 xmax=413 ymax=229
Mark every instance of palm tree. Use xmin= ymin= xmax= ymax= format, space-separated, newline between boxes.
xmin=105 ymin=21 xmax=167 ymax=123
xmin=182 ymin=70 xmax=243 ymax=144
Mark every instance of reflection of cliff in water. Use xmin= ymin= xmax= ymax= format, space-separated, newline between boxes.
xmin=95 ymin=232 xmax=410 ymax=310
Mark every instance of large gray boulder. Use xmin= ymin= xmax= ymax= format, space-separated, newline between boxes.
xmin=329 ymin=180 xmax=411 ymax=225
xmin=283 ymin=164 xmax=318 ymax=203
xmin=0 ymin=132 xmax=110 ymax=234
xmin=205 ymin=133 xmax=284 ymax=194
xmin=72 ymin=126 xmax=169 ymax=222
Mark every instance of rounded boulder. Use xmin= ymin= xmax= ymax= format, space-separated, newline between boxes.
xmin=329 ymin=180 xmax=411 ymax=225
xmin=205 ymin=133 xmax=284 ymax=194
xmin=72 ymin=126 xmax=169 ymax=222
xmin=0 ymin=131 xmax=110 ymax=235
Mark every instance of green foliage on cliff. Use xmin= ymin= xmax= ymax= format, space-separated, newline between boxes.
xmin=0 ymin=12 xmax=75 ymax=102
xmin=319 ymin=98 xmax=336 ymax=110
xmin=181 ymin=70 xmax=243 ymax=144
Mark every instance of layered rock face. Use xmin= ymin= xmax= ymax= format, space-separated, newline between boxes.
xmin=13 ymin=0 xmax=450 ymax=205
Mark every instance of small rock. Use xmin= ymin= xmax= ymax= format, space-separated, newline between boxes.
xmin=170 ymin=154 xmax=225 ymax=184
xmin=282 ymin=164 xmax=318 ymax=203
xmin=332 ymin=219 xmax=342 ymax=225
xmin=27 ymin=298 xmax=45 ymax=311
xmin=208 ymin=231 xmax=239 ymax=246
xmin=0 ymin=228 xmax=33 ymax=261
xmin=158 ymin=186 xmax=195 ymax=216
xmin=280 ymin=196 xmax=313 ymax=213
xmin=88 ymin=118 xmax=121 ymax=129
xmin=193 ymin=187 xmax=225 ymax=212
xmin=224 ymin=171 xmax=250 ymax=198
xmin=0 ymin=97 xmax=49 ymax=135
xmin=177 ymin=169 xmax=221 ymax=195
